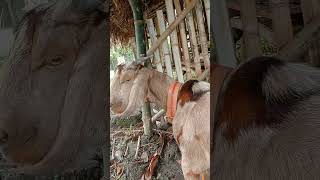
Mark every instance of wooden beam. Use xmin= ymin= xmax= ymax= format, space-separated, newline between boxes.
xmin=203 ymin=0 xmax=210 ymax=32
xmin=212 ymin=0 xmax=237 ymax=68
xmin=156 ymin=10 xmax=174 ymax=78
xmin=301 ymin=0 xmax=320 ymax=65
xmin=230 ymin=18 xmax=276 ymax=46
xmin=146 ymin=0 xmax=198 ymax=57
xmin=239 ymin=0 xmax=262 ymax=60
xmin=271 ymin=0 xmax=293 ymax=48
xmin=174 ymin=0 xmax=192 ymax=79
xmin=195 ymin=0 xmax=210 ymax=69
xmin=146 ymin=19 xmax=164 ymax=72
xmin=278 ymin=16 xmax=320 ymax=61
xmin=165 ymin=0 xmax=184 ymax=83
xmin=186 ymin=0 xmax=202 ymax=76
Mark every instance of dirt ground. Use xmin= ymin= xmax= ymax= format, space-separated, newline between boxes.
xmin=110 ymin=113 xmax=183 ymax=180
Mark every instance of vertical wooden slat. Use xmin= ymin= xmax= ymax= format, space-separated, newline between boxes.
xmin=271 ymin=0 xmax=293 ymax=49
xmin=146 ymin=19 xmax=164 ymax=72
xmin=195 ymin=0 xmax=210 ymax=70
xmin=165 ymin=0 xmax=184 ymax=83
xmin=174 ymin=0 xmax=192 ymax=79
xmin=240 ymin=0 xmax=262 ymax=60
xmin=186 ymin=0 xmax=202 ymax=76
xmin=301 ymin=0 xmax=320 ymax=65
xmin=212 ymin=0 xmax=237 ymax=68
xmin=203 ymin=0 xmax=210 ymax=32
xmin=156 ymin=10 xmax=174 ymax=78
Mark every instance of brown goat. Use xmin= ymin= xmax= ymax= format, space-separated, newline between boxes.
xmin=213 ymin=56 xmax=320 ymax=179
xmin=110 ymin=62 xmax=210 ymax=179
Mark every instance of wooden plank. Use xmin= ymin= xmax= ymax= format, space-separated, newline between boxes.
xmin=146 ymin=19 xmax=164 ymax=72
xmin=212 ymin=0 xmax=237 ymax=68
xmin=174 ymin=0 xmax=192 ymax=79
xmin=230 ymin=18 xmax=275 ymax=46
xmin=270 ymin=0 xmax=293 ymax=48
xmin=239 ymin=0 xmax=262 ymax=60
xmin=165 ymin=0 xmax=184 ymax=83
xmin=195 ymin=0 xmax=210 ymax=69
xmin=203 ymin=0 xmax=210 ymax=32
xmin=278 ymin=16 xmax=320 ymax=61
xmin=186 ymin=0 xmax=202 ymax=76
xmin=156 ymin=10 xmax=174 ymax=78
xmin=146 ymin=0 xmax=197 ymax=57
xmin=301 ymin=0 xmax=320 ymax=65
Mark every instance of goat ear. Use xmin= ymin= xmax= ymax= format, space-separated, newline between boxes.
xmin=178 ymin=80 xmax=210 ymax=106
xmin=216 ymin=57 xmax=285 ymax=141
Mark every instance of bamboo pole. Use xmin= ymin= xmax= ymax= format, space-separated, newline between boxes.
xmin=128 ymin=0 xmax=152 ymax=136
xmin=157 ymin=10 xmax=174 ymax=78
xmin=146 ymin=0 xmax=198 ymax=57
xmin=147 ymin=19 xmax=164 ymax=72
xmin=212 ymin=0 xmax=237 ymax=68
xmin=203 ymin=0 xmax=210 ymax=32
xmin=239 ymin=0 xmax=262 ymax=60
xmin=195 ymin=0 xmax=210 ymax=70
xmin=186 ymin=0 xmax=202 ymax=76
xmin=174 ymin=0 xmax=192 ymax=80
xmin=270 ymin=0 xmax=293 ymax=49
xmin=165 ymin=0 xmax=184 ymax=83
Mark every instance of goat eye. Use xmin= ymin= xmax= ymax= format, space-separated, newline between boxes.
xmin=47 ymin=57 xmax=63 ymax=67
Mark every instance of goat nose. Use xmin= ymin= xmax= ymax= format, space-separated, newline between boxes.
xmin=0 ymin=129 xmax=8 ymax=145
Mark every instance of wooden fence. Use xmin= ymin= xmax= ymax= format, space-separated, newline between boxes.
xmin=144 ymin=0 xmax=210 ymax=83
xmin=219 ymin=0 xmax=320 ymax=66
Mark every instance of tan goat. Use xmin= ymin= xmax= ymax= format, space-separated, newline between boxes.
xmin=110 ymin=62 xmax=210 ymax=179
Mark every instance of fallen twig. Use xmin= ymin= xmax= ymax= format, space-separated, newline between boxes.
xmin=141 ymin=133 xmax=165 ymax=180
xmin=134 ymin=135 xmax=141 ymax=159
xmin=124 ymin=143 xmax=129 ymax=157
xmin=153 ymin=129 xmax=173 ymax=136
xmin=151 ymin=109 xmax=166 ymax=122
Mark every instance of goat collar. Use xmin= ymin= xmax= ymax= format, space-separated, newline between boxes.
xmin=166 ymin=81 xmax=182 ymax=123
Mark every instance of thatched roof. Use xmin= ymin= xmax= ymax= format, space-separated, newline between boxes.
xmin=110 ymin=0 xmax=303 ymax=46
xmin=110 ymin=0 xmax=164 ymax=46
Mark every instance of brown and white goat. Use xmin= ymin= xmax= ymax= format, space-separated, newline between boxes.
xmin=212 ymin=56 xmax=320 ymax=179
xmin=110 ymin=62 xmax=210 ymax=179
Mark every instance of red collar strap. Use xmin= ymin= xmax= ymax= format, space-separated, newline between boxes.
xmin=166 ymin=81 xmax=182 ymax=123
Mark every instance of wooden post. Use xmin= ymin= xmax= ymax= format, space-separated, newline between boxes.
xmin=301 ymin=0 xmax=320 ymax=66
xmin=128 ymin=0 xmax=152 ymax=136
xmin=212 ymin=0 xmax=237 ymax=68
xmin=203 ymin=0 xmax=210 ymax=32
xmin=165 ymin=0 xmax=184 ymax=83
xmin=278 ymin=16 xmax=320 ymax=61
xmin=146 ymin=19 xmax=164 ymax=72
xmin=174 ymin=0 xmax=192 ymax=79
xmin=146 ymin=0 xmax=197 ymax=56
xmin=186 ymin=0 xmax=202 ymax=76
xmin=239 ymin=0 xmax=262 ymax=60
xmin=157 ymin=10 xmax=174 ymax=78
xmin=270 ymin=0 xmax=293 ymax=49
xmin=230 ymin=18 xmax=276 ymax=46
xmin=195 ymin=0 xmax=210 ymax=69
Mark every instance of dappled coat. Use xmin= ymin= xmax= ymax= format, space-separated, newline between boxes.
xmin=212 ymin=57 xmax=320 ymax=179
